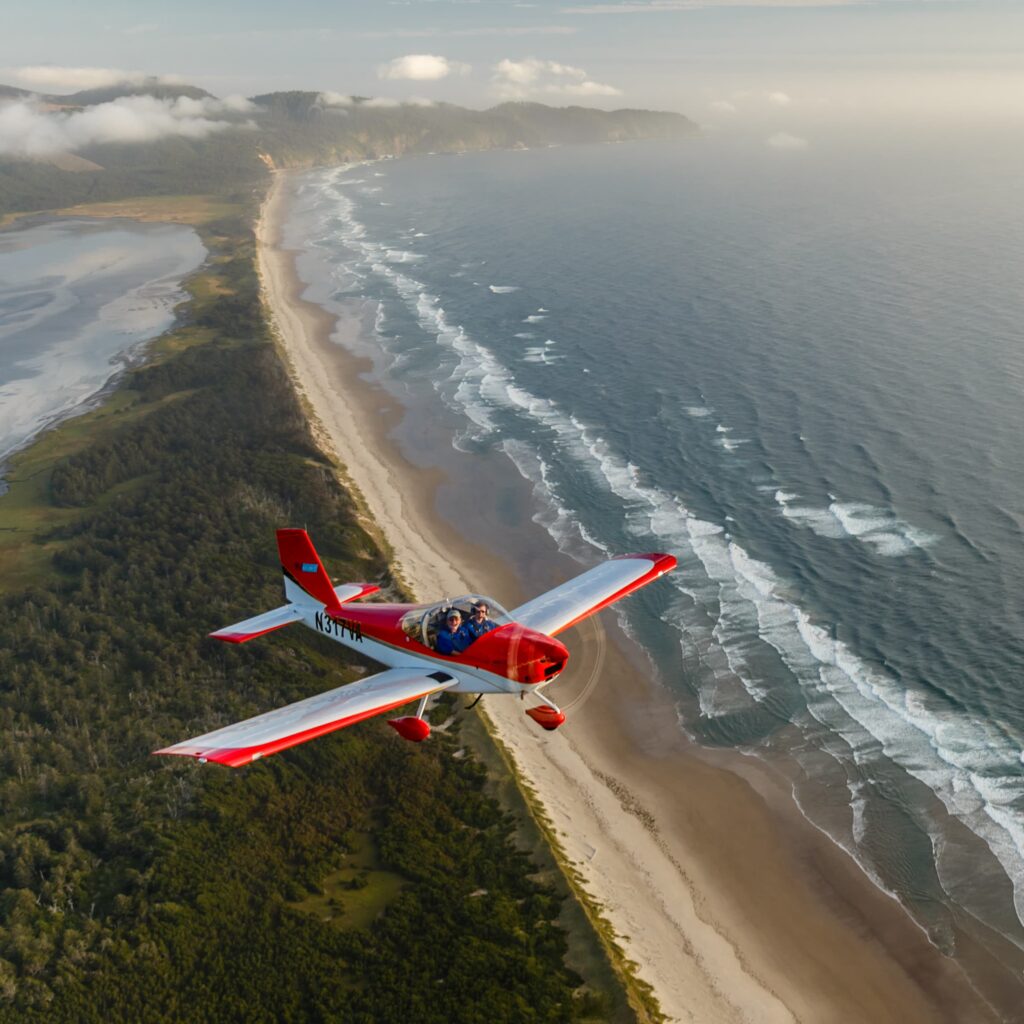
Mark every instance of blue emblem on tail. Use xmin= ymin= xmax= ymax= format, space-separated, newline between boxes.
xmin=301 ymin=563 xmax=318 ymax=573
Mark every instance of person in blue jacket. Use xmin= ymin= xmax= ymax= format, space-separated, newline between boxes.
xmin=464 ymin=600 xmax=498 ymax=642
xmin=436 ymin=609 xmax=472 ymax=655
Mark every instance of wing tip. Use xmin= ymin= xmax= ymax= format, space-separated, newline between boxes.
xmin=208 ymin=630 xmax=248 ymax=644
xmin=614 ymin=552 xmax=677 ymax=573
xmin=152 ymin=745 xmax=249 ymax=768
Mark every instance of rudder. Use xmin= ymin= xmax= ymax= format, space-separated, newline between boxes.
xmin=277 ymin=528 xmax=341 ymax=610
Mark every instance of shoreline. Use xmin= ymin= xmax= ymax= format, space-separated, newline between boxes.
xmin=257 ymin=167 xmax=1011 ymax=1023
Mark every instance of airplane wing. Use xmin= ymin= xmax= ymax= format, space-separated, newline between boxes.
xmin=511 ymin=553 xmax=676 ymax=637
xmin=154 ymin=667 xmax=457 ymax=768
xmin=209 ymin=604 xmax=305 ymax=644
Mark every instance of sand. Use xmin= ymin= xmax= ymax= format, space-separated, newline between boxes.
xmin=256 ymin=169 xmax=1011 ymax=1024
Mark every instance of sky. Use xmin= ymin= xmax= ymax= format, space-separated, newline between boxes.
xmin=1 ymin=1 xmax=1022 ymax=125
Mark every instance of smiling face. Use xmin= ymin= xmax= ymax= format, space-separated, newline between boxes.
xmin=446 ymin=612 xmax=462 ymax=629
xmin=471 ymin=604 xmax=488 ymax=620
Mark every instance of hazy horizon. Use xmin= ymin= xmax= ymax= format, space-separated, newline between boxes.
xmin=1 ymin=0 xmax=1022 ymax=130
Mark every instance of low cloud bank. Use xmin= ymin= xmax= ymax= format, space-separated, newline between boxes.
xmin=3 ymin=65 xmax=181 ymax=94
xmin=318 ymin=91 xmax=353 ymax=107
xmin=0 ymin=95 xmax=252 ymax=157
xmin=492 ymin=58 xmax=622 ymax=99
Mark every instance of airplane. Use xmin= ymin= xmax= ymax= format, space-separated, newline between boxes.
xmin=154 ymin=528 xmax=676 ymax=768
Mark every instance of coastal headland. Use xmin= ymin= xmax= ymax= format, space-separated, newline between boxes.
xmin=258 ymin=168 xmax=1013 ymax=1024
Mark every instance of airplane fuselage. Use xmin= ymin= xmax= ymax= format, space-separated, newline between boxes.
xmin=299 ymin=603 xmax=562 ymax=696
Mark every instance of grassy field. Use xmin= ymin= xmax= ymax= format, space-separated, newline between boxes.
xmin=289 ymin=831 xmax=407 ymax=932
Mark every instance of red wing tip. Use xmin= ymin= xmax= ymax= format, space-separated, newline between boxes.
xmin=208 ymin=631 xmax=248 ymax=644
xmin=614 ymin=552 xmax=677 ymax=572
xmin=152 ymin=746 xmax=248 ymax=767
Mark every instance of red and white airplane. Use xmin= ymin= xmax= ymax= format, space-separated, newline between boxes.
xmin=155 ymin=529 xmax=676 ymax=768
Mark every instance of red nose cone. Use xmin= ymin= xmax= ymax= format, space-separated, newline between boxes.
xmin=526 ymin=706 xmax=566 ymax=731
xmin=387 ymin=716 xmax=431 ymax=742
xmin=470 ymin=624 xmax=569 ymax=684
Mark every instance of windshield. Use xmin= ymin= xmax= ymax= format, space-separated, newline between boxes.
xmin=400 ymin=594 xmax=511 ymax=651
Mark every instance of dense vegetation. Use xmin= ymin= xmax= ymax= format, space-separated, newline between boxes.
xmin=0 ymin=86 xmax=696 ymax=216
xmin=0 ymin=208 xmax=622 ymax=1020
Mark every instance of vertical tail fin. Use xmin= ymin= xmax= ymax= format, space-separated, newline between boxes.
xmin=277 ymin=528 xmax=342 ymax=611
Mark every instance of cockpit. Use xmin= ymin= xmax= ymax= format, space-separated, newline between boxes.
xmin=400 ymin=594 xmax=512 ymax=652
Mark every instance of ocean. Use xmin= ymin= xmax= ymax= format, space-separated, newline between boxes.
xmin=285 ymin=128 xmax=1024 ymax=963
xmin=0 ymin=218 xmax=206 ymax=468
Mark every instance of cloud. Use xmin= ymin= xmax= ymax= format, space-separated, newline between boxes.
xmin=377 ymin=54 xmax=470 ymax=81
xmin=709 ymin=99 xmax=737 ymax=113
xmin=766 ymin=131 xmax=808 ymax=150
xmin=0 ymin=95 xmax=249 ymax=157
xmin=767 ymin=90 xmax=792 ymax=106
xmin=362 ymin=97 xmax=401 ymax=108
xmin=492 ymin=58 xmax=622 ymax=99
xmin=318 ymin=91 xmax=353 ymax=107
xmin=3 ymin=66 xmax=160 ymax=94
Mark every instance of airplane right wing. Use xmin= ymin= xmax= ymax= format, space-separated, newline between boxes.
xmin=511 ymin=553 xmax=676 ymax=637
xmin=154 ymin=667 xmax=457 ymax=768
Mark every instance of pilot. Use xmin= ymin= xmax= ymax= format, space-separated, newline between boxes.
xmin=465 ymin=600 xmax=498 ymax=642
xmin=436 ymin=609 xmax=472 ymax=655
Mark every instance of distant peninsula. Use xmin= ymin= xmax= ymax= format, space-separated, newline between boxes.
xmin=0 ymin=81 xmax=697 ymax=216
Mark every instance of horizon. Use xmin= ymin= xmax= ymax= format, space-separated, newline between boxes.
xmin=1 ymin=0 xmax=1021 ymax=130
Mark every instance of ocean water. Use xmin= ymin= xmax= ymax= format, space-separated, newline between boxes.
xmin=288 ymin=131 xmax=1024 ymax=961
xmin=0 ymin=218 xmax=206 ymax=467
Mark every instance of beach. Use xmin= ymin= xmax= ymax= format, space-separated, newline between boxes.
xmin=257 ymin=168 xmax=1010 ymax=1024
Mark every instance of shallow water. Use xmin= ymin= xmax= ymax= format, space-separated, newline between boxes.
xmin=285 ymin=131 xmax=1024 ymax=959
xmin=0 ymin=218 xmax=206 ymax=466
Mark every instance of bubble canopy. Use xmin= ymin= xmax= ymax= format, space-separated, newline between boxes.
xmin=400 ymin=595 xmax=512 ymax=650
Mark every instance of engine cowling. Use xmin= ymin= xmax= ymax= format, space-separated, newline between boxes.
xmin=467 ymin=623 xmax=569 ymax=684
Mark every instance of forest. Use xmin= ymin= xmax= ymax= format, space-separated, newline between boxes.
xmin=0 ymin=204 xmax=634 ymax=1021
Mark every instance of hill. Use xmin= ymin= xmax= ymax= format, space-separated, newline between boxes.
xmin=0 ymin=83 xmax=697 ymax=215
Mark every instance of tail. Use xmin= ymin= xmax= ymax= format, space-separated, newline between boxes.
xmin=277 ymin=528 xmax=381 ymax=611
xmin=278 ymin=528 xmax=343 ymax=611
xmin=209 ymin=529 xmax=379 ymax=645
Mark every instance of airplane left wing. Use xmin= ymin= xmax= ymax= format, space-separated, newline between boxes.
xmin=154 ymin=667 xmax=457 ymax=768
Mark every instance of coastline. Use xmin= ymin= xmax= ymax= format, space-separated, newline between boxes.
xmin=257 ymin=167 xmax=1008 ymax=1023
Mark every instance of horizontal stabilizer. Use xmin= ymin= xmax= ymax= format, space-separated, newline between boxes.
xmin=334 ymin=583 xmax=381 ymax=603
xmin=512 ymin=553 xmax=676 ymax=637
xmin=154 ymin=668 xmax=458 ymax=768
xmin=210 ymin=604 xmax=305 ymax=644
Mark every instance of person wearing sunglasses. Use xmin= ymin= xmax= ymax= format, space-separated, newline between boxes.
xmin=464 ymin=600 xmax=498 ymax=642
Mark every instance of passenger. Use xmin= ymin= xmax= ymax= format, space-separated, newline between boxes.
xmin=465 ymin=600 xmax=498 ymax=643
xmin=436 ymin=609 xmax=472 ymax=655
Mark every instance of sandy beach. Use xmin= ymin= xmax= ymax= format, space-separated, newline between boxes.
xmin=256 ymin=169 xmax=1012 ymax=1024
